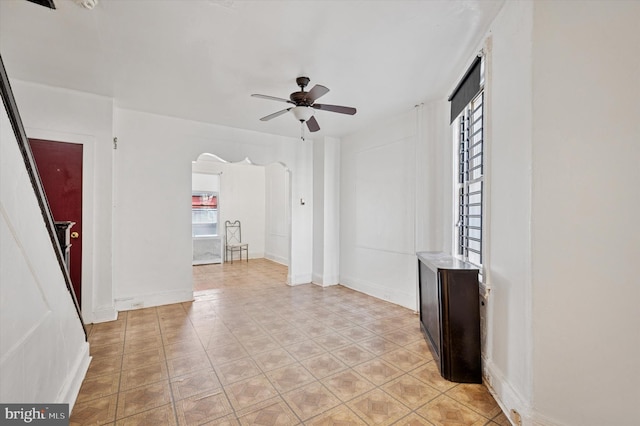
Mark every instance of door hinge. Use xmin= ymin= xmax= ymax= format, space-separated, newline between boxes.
xmin=113 ymin=137 xmax=118 ymax=150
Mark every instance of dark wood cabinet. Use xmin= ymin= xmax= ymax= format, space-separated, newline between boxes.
xmin=417 ymin=252 xmax=482 ymax=383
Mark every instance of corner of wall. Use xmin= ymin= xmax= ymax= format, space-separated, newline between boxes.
xmin=483 ymin=358 xmax=534 ymax=426
xmin=91 ymin=306 xmax=118 ymax=324
xmin=288 ymin=273 xmax=312 ymax=286
xmin=59 ymin=342 xmax=91 ymax=411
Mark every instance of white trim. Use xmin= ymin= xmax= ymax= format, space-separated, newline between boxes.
xmin=484 ymin=357 xmax=531 ymax=426
xmin=484 ymin=358 xmax=566 ymax=426
xmin=322 ymin=274 xmax=340 ymax=286
xmin=482 ymin=358 xmax=568 ymax=426
xmin=265 ymin=252 xmax=288 ymax=266
xmin=57 ymin=341 xmax=90 ymax=411
xmin=91 ymin=306 xmax=118 ymax=323
xmin=114 ymin=289 xmax=193 ymax=311
xmin=247 ymin=251 xmax=265 ymax=260
xmin=311 ymin=274 xmax=340 ymax=287
xmin=24 ymin=127 xmax=98 ymax=324
xmin=287 ymin=273 xmax=312 ymax=285
xmin=531 ymin=411 xmax=568 ymax=426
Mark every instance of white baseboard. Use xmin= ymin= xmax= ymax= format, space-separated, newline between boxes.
xmin=115 ymin=289 xmax=193 ymax=311
xmin=265 ymin=252 xmax=288 ymax=266
xmin=483 ymin=360 xmax=567 ymax=426
xmin=311 ymin=273 xmax=323 ymax=285
xmin=530 ymin=411 xmax=567 ymax=426
xmin=340 ymin=275 xmax=414 ymax=310
xmin=324 ymin=275 xmax=340 ymax=286
xmin=483 ymin=358 xmax=534 ymax=426
xmin=288 ymin=273 xmax=312 ymax=286
xmin=312 ymin=273 xmax=340 ymax=287
xmin=58 ymin=341 xmax=91 ymax=412
xmin=313 ymin=281 xmax=339 ymax=288
xmin=91 ymin=306 xmax=118 ymax=324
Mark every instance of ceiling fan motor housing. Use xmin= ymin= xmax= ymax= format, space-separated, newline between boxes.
xmin=296 ymin=76 xmax=310 ymax=89
xmin=290 ymin=91 xmax=312 ymax=105
xmin=290 ymin=76 xmax=313 ymax=105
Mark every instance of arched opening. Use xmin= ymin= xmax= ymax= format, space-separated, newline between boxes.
xmin=191 ymin=153 xmax=291 ymax=292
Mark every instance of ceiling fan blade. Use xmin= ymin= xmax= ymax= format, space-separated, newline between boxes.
xmin=304 ymin=85 xmax=329 ymax=103
xmin=306 ymin=116 xmax=320 ymax=132
xmin=252 ymin=94 xmax=294 ymax=104
xmin=312 ymin=103 xmax=357 ymax=115
xmin=260 ymin=108 xmax=292 ymax=121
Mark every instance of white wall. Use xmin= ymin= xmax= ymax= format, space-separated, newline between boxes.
xmin=481 ymin=0 xmax=534 ymax=418
xmin=322 ymin=137 xmax=341 ymax=286
xmin=113 ymin=108 xmax=313 ymax=311
xmin=340 ymin=3 xmax=640 ymax=426
xmin=415 ymin=101 xmax=451 ymax=255
xmin=192 ymin=172 xmax=219 ymax=193
xmin=312 ymin=137 xmax=341 ymax=286
xmin=530 ymin=1 xmax=640 ymax=425
xmin=410 ymin=2 xmax=640 ymax=425
xmin=338 ymin=101 xmax=449 ymax=311
xmin=312 ymin=138 xmax=325 ymax=284
xmin=219 ymin=163 xmax=266 ymax=259
xmin=340 ymin=110 xmax=418 ymax=309
xmin=11 ymin=80 xmax=115 ymax=324
xmin=0 ymin=92 xmax=89 ymax=407
xmin=265 ymin=163 xmax=290 ymax=265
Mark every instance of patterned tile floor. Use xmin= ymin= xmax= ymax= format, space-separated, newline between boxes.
xmin=73 ymin=259 xmax=509 ymax=425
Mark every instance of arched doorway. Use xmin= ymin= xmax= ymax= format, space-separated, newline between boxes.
xmin=191 ymin=153 xmax=291 ymax=291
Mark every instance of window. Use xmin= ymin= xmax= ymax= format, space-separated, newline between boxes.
xmin=192 ymin=192 xmax=219 ymax=236
xmin=448 ymin=55 xmax=484 ymax=269
xmin=455 ymin=92 xmax=484 ymax=267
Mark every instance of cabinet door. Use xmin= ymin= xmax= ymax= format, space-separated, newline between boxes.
xmin=419 ymin=262 xmax=441 ymax=361
xmin=439 ymin=269 xmax=482 ymax=383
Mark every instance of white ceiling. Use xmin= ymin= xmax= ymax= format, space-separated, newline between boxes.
xmin=0 ymin=0 xmax=504 ymax=139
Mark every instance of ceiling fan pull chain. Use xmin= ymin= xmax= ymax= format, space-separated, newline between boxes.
xmin=300 ymin=122 xmax=305 ymax=141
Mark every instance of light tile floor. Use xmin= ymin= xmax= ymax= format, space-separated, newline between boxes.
xmin=73 ymin=259 xmax=509 ymax=425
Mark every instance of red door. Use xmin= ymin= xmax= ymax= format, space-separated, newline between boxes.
xmin=29 ymin=139 xmax=83 ymax=307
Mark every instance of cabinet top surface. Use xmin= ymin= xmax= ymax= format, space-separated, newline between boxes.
xmin=416 ymin=251 xmax=479 ymax=272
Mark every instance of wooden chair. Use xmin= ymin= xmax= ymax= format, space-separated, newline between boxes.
xmin=224 ymin=220 xmax=248 ymax=263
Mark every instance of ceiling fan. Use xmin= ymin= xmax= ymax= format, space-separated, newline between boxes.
xmin=251 ymin=77 xmax=356 ymax=134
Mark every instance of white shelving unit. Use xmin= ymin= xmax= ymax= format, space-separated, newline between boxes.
xmin=192 ymin=192 xmax=222 ymax=264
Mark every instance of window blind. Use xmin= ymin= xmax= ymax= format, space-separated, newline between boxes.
xmin=448 ymin=56 xmax=482 ymax=124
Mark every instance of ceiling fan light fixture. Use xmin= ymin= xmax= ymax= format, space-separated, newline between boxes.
xmin=291 ymin=106 xmax=314 ymax=122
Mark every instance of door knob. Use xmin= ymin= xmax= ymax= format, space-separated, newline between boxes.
xmin=71 ymin=232 xmax=79 ymax=239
